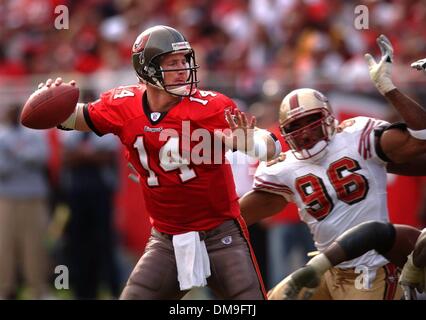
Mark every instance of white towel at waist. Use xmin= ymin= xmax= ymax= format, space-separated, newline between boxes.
xmin=172 ymin=231 xmax=211 ymax=291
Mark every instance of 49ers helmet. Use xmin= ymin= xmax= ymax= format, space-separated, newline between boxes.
xmin=132 ymin=25 xmax=199 ymax=97
xmin=279 ymin=88 xmax=337 ymax=160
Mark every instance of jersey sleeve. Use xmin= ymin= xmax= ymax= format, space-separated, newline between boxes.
xmin=373 ymin=122 xmax=408 ymax=163
xmin=196 ymin=93 xmax=239 ymax=132
xmin=84 ymin=89 xmax=125 ymax=137
xmin=344 ymin=116 xmax=392 ymax=164
xmin=252 ymin=161 xmax=295 ymax=201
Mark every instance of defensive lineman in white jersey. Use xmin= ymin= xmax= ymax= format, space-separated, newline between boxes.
xmin=239 ymin=35 xmax=426 ymax=299
xmin=254 ymin=115 xmax=390 ymax=271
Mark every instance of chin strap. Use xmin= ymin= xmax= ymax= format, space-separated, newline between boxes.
xmin=166 ymin=84 xmax=190 ymax=96
xmin=295 ymin=140 xmax=328 ymax=161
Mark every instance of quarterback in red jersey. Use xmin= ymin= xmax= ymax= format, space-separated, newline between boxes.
xmin=37 ymin=25 xmax=281 ymax=299
xmin=87 ymin=84 xmax=243 ymax=234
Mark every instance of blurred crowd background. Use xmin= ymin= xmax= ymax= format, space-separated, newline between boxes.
xmin=0 ymin=0 xmax=425 ymax=299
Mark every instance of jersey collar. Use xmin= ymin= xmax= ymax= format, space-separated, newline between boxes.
xmin=142 ymin=91 xmax=169 ymax=125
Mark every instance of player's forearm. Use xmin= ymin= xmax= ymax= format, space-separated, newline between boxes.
xmin=239 ymin=190 xmax=287 ymax=226
xmin=386 ymin=154 xmax=426 ymax=176
xmin=324 ymin=221 xmax=396 ymax=265
xmin=76 ymin=112 xmax=91 ymax=131
xmin=384 ymin=89 xmax=426 ymax=130
xmin=59 ymin=103 xmax=91 ymax=132
xmin=265 ymin=134 xmax=281 ymax=161
xmin=250 ymin=129 xmax=281 ymax=161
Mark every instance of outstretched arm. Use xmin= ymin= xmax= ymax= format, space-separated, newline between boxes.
xmin=326 ymin=222 xmax=419 ymax=268
xmin=268 ymin=222 xmax=421 ymax=300
xmin=239 ymin=190 xmax=288 ymax=226
xmin=366 ymin=35 xmax=426 ymax=163
xmin=386 ymin=154 xmax=426 ymax=176
xmin=379 ymin=90 xmax=426 ymax=163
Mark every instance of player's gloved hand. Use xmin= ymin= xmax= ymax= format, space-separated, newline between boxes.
xmin=411 ymin=58 xmax=426 ymax=73
xmin=365 ymin=34 xmax=396 ymax=95
xmin=267 ymin=265 xmax=321 ymax=300
xmin=399 ymin=253 xmax=425 ymax=300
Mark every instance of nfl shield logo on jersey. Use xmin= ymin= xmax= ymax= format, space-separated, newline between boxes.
xmin=150 ymin=112 xmax=161 ymax=121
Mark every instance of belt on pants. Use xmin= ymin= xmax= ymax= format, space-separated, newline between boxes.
xmin=151 ymin=219 xmax=237 ymax=241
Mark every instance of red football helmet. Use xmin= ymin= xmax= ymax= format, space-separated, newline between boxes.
xmin=279 ymin=88 xmax=337 ymax=160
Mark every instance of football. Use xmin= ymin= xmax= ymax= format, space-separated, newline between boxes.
xmin=20 ymin=84 xmax=79 ymax=129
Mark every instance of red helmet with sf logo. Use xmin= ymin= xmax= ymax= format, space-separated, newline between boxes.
xmin=279 ymin=88 xmax=337 ymax=160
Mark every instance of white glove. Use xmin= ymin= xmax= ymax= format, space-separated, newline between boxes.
xmin=365 ymin=34 xmax=396 ymax=95
xmin=411 ymin=58 xmax=426 ymax=73
xmin=399 ymin=253 xmax=425 ymax=300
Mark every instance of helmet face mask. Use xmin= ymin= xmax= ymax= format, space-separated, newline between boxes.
xmin=132 ymin=26 xmax=199 ymax=97
xmin=279 ymin=89 xmax=336 ymax=160
xmin=157 ymin=50 xmax=198 ymax=96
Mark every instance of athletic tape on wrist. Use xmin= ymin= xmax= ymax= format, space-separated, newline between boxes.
xmin=60 ymin=104 xmax=81 ymax=130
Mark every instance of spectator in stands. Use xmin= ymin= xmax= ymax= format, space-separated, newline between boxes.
xmin=0 ymin=104 xmax=50 ymax=299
